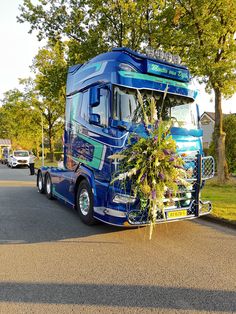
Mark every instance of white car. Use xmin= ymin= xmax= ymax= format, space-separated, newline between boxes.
xmin=8 ymin=150 xmax=30 ymax=168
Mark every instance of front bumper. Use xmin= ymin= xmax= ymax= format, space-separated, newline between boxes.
xmin=12 ymin=161 xmax=29 ymax=167
xmin=95 ymin=154 xmax=215 ymax=226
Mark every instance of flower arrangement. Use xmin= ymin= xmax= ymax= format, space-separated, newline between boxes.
xmin=109 ymin=91 xmax=191 ymax=239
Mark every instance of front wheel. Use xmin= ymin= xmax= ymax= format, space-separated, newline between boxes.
xmin=45 ymin=174 xmax=54 ymax=200
xmin=76 ymin=180 xmax=96 ymax=225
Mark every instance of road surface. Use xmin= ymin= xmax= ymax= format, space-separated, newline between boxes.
xmin=0 ymin=164 xmax=235 ymax=313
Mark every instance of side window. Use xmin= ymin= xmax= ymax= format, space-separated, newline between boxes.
xmin=71 ymin=93 xmax=81 ymax=122
xmin=80 ymin=90 xmax=89 ymax=122
xmin=92 ymin=88 xmax=109 ymax=127
xmin=65 ymin=97 xmax=72 ymax=130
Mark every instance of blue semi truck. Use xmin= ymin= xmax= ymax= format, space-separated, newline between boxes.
xmin=37 ymin=47 xmax=214 ymax=226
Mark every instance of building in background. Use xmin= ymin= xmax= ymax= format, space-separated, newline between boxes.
xmin=200 ymin=112 xmax=215 ymax=149
xmin=0 ymin=139 xmax=11 ymax=163
xmin=200 ymin=112 xmax=236 ymax=149
xmin=0 ymin=139 xmax=11 ymax=149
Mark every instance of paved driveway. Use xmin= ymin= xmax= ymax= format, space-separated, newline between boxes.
xmin=0 ymin=164 xmax=235 ymax=313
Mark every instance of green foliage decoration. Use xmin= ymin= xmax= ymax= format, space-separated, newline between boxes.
xmin=109 ymin=92 xmax=191 ymax=238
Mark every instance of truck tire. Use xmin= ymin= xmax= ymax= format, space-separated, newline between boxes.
xmin=76 ymin=180 xmax=96 ymax=225
xmin=45 ymin=174 xmax=54 ymax=200
xmin=37 ymin=172 xmax=45 ymax=194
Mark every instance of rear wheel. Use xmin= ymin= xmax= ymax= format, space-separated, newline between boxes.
xmin=76 ymin=180 xmax=96 ymax=225
xmin=37 ymin=172 xmax=45 ymax=194
xmin=45 ymin=174 xmax=54 ymax=200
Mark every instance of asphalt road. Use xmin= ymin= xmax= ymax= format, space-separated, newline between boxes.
xmin=0 ymin=164 xmax=235 ymax=314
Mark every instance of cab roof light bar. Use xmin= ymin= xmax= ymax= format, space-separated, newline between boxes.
xmin=112 ymin=47 xmax=185 ymax=69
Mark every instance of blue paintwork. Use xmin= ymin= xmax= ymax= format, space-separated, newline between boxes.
xmin=39 ymin=47 xmax=211 ymax=227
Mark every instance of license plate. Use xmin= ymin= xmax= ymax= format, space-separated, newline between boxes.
xmin=167 ymin=209 xmax=187 ymax=219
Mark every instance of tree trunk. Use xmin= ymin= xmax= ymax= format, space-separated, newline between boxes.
xmin=214 ymin=87 xmax=228 ymax=183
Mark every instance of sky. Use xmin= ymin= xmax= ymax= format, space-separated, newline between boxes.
xmin=0 ymin=1 xmax=235 ymax=115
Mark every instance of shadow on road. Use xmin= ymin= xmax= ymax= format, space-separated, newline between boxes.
xmin=0 ymin=182 xmax=235 ymax=245
xmin=0 ymin=186 xmax=125 ymax=245
xmin=0 ymin=164 xmax=35 ymax=182
xmin=192 ymin=218 xmax=236 ymax=236
xmin=0 ymin=281 xmax=235 ymax=312
xmin=1 ymin=161 xmax=235 ymax=244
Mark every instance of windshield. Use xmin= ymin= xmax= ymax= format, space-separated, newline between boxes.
xmin=14 ymin=151 xmax=29 ymax=157
xmin=112 ymin=86 xmax=198 ymax=129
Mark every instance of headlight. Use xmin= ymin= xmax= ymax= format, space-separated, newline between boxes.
xmin=113 ymin=194 xmax=136 ymax=204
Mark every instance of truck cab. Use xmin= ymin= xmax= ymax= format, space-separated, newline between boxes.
xmin=37 ymin=47 xmax=214 ymax=226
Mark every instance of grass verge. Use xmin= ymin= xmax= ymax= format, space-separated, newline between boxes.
xmin=35 ymin=159 xmax=58 ymax=169
xmin=202 ymin=178 xmax=236 ymax=222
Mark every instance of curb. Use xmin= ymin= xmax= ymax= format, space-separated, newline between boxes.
xmin=200 ymin=214 xmax=236 ymax=230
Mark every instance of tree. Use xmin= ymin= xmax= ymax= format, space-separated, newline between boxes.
xmin=153 ymin=0 xmax=236 ymax=182
xmin=30 ymin=41 xmax=67 ymax=160
xmin=17 ymin=0 xmax=162 ymax=60
xmin=87 ymin=0 xmax=158 ymax=49
xmin=210 ymin=114 xmax=236 ymax=174
xmin=223 ymin=115 xmax=236 ymax=173
xmin=0 ymin=88 xmax=41 ymax=154
xmin=18 ymin=0 xmax=236 ymax=181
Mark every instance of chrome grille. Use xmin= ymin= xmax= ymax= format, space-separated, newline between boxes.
xmin=183 ymin=155 xmax=215 ymax=181
xmin=202 ymin=156 xmax=215 ymax=180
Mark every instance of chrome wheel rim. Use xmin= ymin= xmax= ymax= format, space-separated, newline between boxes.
xmin=38 ymin=175 xmax=43 ymax=190
xmin=79 ymin=189 xmax=90 ymax=216
xmin=46 ymin=177 xmax=51 ymax=194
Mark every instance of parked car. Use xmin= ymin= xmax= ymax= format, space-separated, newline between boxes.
xmin=8 ymin=150 xmax=30 ymax=168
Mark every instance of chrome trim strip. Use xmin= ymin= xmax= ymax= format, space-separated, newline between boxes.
xmin=164 ymin=200 xmax=195 ymax=212
xmin=113 ymin=193 xmax=136 ymax=204
xmin=163 ymin=197 xmax=192 ymax=202
xmin=98 ymin=146 xmax=107 ymax=170
xmin=94 ymin=206 xmax=126 ymax=218
xmin=93 ymin=206 xmax=105 ymax=216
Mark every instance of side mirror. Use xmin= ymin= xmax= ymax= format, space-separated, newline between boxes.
xmin=90 ymin=86 xmax=100 ymax=107
xmin=89 ymin=113 xmax=101 ymax=125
